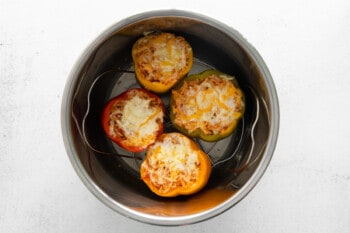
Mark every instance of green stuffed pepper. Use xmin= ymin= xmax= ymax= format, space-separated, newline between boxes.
xmin=170 ymin=69 xmax=245 ymax=142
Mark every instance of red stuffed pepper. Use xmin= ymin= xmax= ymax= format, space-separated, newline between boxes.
xmin=101 ymin=88 xmax=165 ymax=152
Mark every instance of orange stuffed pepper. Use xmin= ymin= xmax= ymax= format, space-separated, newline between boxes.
xmin=132 ymin=32 xmax=193 ymax=93
xmin=140 ymin=132 xmax=212 ymax=197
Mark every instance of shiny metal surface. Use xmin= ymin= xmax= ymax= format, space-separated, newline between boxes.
xmin=61 ymin=9 xmax=279 ymax=226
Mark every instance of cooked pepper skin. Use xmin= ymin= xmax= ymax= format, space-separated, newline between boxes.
xmin=101 ymin=88 xmax=165 ymax=152
xmin=170 ymin=69 xmax=245 ymax=142
xmin=132 ymin=32 xmax=193 ymax=93
xmin=140 ymin=132 xmax=212 ymax=197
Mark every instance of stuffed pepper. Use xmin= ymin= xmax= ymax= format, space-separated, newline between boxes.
xmin=140 ymin=132 xmax=212 ymax=197
xmin=132 ymin=32 xmax=193 ymax=93
xmin=170 ymin=69 xmax=245 ymax=142
xmin=101 ymin=88 xmax=165 ymax=152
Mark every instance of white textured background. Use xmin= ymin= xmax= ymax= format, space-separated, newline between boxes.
xmin=1 ymin=0 xmax=350 ymax=232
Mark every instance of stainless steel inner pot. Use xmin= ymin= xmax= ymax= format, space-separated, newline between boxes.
xmin=61 ymin=9 xmax=279 ymax=226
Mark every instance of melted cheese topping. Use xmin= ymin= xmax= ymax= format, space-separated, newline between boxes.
xmin=133 ymin=32 xmax=192 ymax=86
xmin=141 ymin=133 xmax=200 ymax=193
xmin=172 ymin=74 xmax=244 ymax=135
xmin=108 ymin=90 xmax=163 ymax=147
